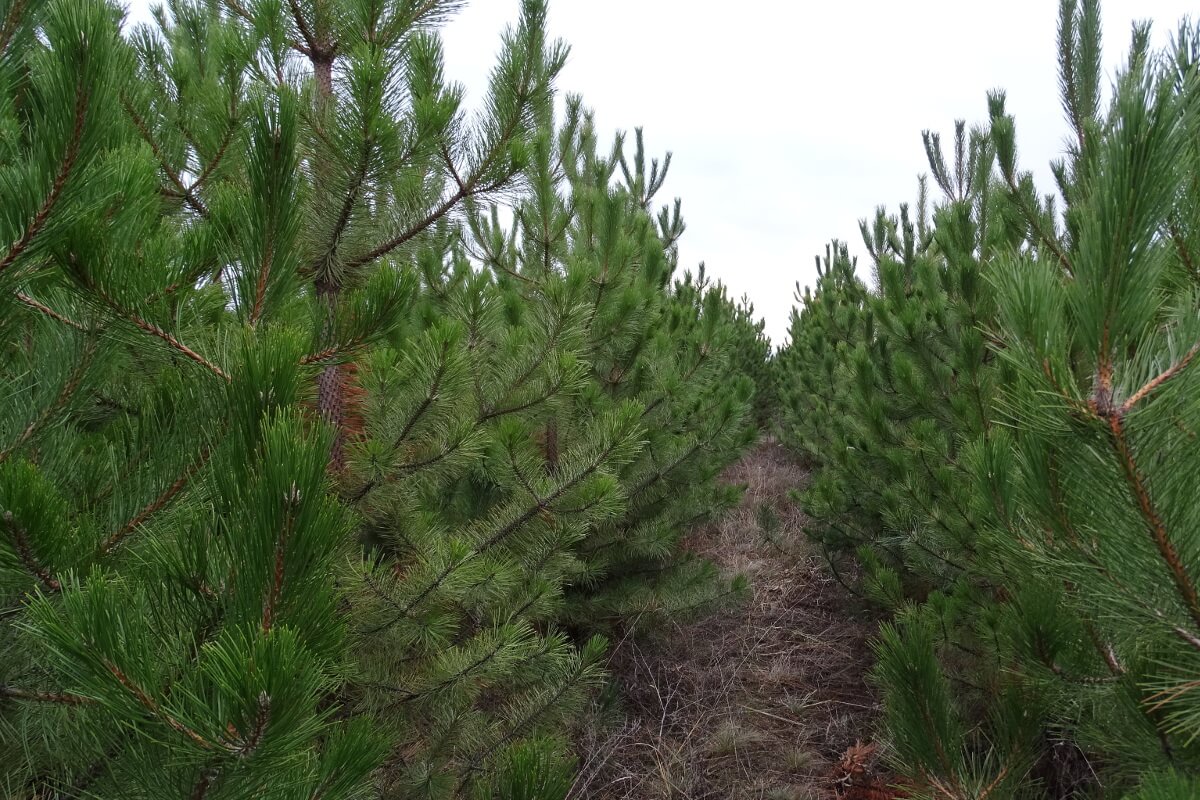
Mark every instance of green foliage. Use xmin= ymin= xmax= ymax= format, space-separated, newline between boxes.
xmin=778 ymin=2 xmax=1200 ymax=795
xmin=1127 ymin=773 xmax=1200 ymax=800
xmin=485 ymin=738 xmax=576 ymax=800
xmin=0 ymin=0 xmax=765 ymax=797
xmin=872 ymin=613 xmax=965 ymax=779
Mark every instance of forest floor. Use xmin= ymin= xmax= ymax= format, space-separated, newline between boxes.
xmin=571 ymin=440 xmax=891 ymax=800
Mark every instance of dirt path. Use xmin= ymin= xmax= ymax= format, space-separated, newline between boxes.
xmin=572 ymin=440 xmax=885 ymax=800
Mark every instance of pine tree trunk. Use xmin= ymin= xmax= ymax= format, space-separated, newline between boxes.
xmin=311 ymin=53 xmax=348 ymax=470
xmin=316 ymin=278 xmax=348 ymax=470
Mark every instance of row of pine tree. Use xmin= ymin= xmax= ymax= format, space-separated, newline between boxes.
xmin=777 ymin=1 xmax=1200 ymax=796
xmin=11 ymin=0 xmax=1200 ymax=796
xmin=0 ymin=0 xmax=767 ymax=796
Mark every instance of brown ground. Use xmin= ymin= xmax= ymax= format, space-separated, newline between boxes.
xmin=571 ymin=440 xmax=887 ymax=800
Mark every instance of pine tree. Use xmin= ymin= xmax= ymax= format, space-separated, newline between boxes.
xmin=337 ymin=100 xmax=759 ymax=793
xmin=774 ymin=241 xmax=872 ymax=558
xmin=1 ymin=0 xmax=764 ymax=795
xmin=778 ymin=1 xmax=1200 ymax=795
xmin=980 ymin=8 xmax=1200 ymax=789
xmin=1 ymin=0 xmax=385 ymax=795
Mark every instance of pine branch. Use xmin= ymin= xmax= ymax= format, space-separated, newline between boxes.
xmin=0 ymin=80 xmax=87 ymax=276
xmin=227 ymin=692 xmax=271 ymax=756
xmin=507 ymin=449 xmax=540 ymax=503
xmin=358 ymin=567 xmax=418 ymax=631
xmin=222 ymin=0 xmax=310 ymax=56
xmin=394 ymin=339 xmax=452 ymax=446
xmin=299 ymin=330 xmax=387 ymax=365
xmin=442 ymin=144 xmax=467 ymax=193
xmin=192 ymin=114 xmax=239 ymax=191
xmin=1106 ymin=412 xmax=1200 ymax=632
xmin=285 ymin=0 xmax=321 ymax=57
xmin=639 ymin=351 xmax=710 ymax=420
xmin=346 ymin=89 xmax=532 ymax=272
xmin=161 ymin=106 xmax=239 ymax=222
xmin=402 ymin=0 xmax=456 ymax=31
xmin=103 ymin=658 xmax=217 ymax=750
xmin=114 ymin=302 xmax=230 ymax=381
xmin=656 ymin=583 xmax=745 ymax=619
xmin=0 ymin=684 xmax=92 ymax=705
xmin=346 ymin=186 xmax=471 ymax=271
xmin=2 ymin=510 xmax=62 ymax=592
xmin=69 ymin=255 xmax=231 ymax=382
xmin=1122 ymin=342 xmax=1200 ymax=413
xmin=122 ymin=96 xmax=211 ymax=219
xmin=507 ymin=584 xmax=554 ymax=624
xmin=488 ymin=254 xmax=535 ymax=286
xmin=249 ymin=231 xmax=275 ymax=325
xmin=1032 ymin=639 xmax=1120 ymax=685
xmin=380 ymin=635 xmax=517 ymax=713
xmin=311 ymin=110 xmax=376 ymax=286
xmin=356 ymin=327 xmax=556 ymax=501
xmin=262 ymin=484 xmax=301 ymax=633
xmin=1169 ymin=621 xmax=1200 ymax=654
xmin=1042 ymin=358 xmax=1093 ymax=418
xmin=477 ymin=440 xmax=621 ymax=555
xmin=479 ymin=308 xmax=569 ymax=420
xmin=353 ymin=434 xmax=469 ymax=503
xmin=477 ymin=372 xmax=566 ymax=424
xmin=628 ymin=439 xmax=706 ymax=502
xmin=143 ymin=254 xmax=222 ymax=304
xmin=1167 ymin=220 xmax=1199 ymax=282
xmin=1059 ymin=0 xmax=1084 ymax=150
xmin=100 ymin=445 xmax=214 ymax=555
xmin=86 ymin=436 xmax=154 ymax=510
xmin=915 ymin=448 xmax=979 ymax=536
xmin=299 ymin=344 xmax=345 ymax=365
xmin=541 ymin=416 xmax=558 ymax=473
xmin=365 ymin=434 xmax=625 ymax=634
xmin=14 ymin=291 xmax=88 ymax=331
xmin=0 ymin=338 xmax=94 ymax=466
xmin=1002 ymin=173 xmax=1075 ymax=277
xmin=0 ymin=0 xmax=29 ymax=56
xmin=66 ymin=742 xmax=125 ymax=798
xmin=1083 ymin=622 xmax=1125 ymax=676
xmin=456 ymin=674 xmax=578 ymax=792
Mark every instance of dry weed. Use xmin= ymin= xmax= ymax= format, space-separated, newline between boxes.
xmin=572 ymin=440 xmax=885 ymax=800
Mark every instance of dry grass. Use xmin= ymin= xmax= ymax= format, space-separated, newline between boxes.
xmin=570 ymin=440 xmax=884 ymax=800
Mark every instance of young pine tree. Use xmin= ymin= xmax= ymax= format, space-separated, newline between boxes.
xmin=779 ymin=2 xmax=1200 ymax=795
xmin=338 ymin=98 xmax=759 ymax=792
xmin=1 ymin=0 xmax=386 ymax=796
xmin=1 ymin=0 xmax=766 ymax=797
xmin=980 ymin=12 xmax=1200 ymax=792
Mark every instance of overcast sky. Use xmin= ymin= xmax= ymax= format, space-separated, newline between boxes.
xmin=125 ymin=1 xmax=1197 ymax=344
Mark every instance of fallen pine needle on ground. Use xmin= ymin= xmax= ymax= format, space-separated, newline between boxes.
xmin=571 ymin=440 xmax=899 ymax=800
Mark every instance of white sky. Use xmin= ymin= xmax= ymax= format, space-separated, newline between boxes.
xmin=124 ymin=1 xmax=1197 ymax=344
